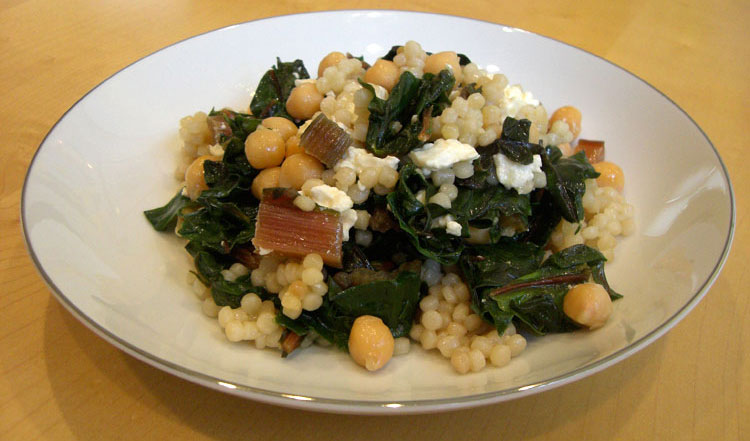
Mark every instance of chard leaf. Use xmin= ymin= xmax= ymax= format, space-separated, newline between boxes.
xmin=459 ymin=241 xmax=545 ymax=289
xmin=329 ymin=271 xmax=421 ymax=338
xmin=250 ymin=58 xmax=309 ymax=120
xmin=386 ymin=164 xmax=464 ymax=264
xmin=489 ymin=284 xmax=580 ymax=335
xmin=178 ymin=203 xmax=257 ymax=254
xmin=276 ymin=272 xmax=423 ymax=350
xmin=190 ymin=250 xmax=271 ymax=308
xmin=450 ymin=184 xmax=531 ymax=232
xmin=143 ymin=190 xmax=192 ymax=231
xmin=541 ymin=148 xmax=599 ymax=223
xmin=362 ymin=69 xmax=454 ymax=157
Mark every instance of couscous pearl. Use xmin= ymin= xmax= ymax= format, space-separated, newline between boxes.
xmin=420 ymin=294 xmax=440 ymax=312
xmin=225 ymin=320 xmax=246 ymax=342
xmin=490 ymin=344 xmax=511 ymax=367
xmin=420 ymin=329 xmax=438 ymax=350
xmin=442 ymin=273 xmax=461 ymax=286
xmin=240 ymin=293 xmax=262 ymax=315
xmin=452 ymin=303 xmax=470 ymax=321
xmin=437 ymin=334 xmax=461 ymax=358
xmin=302 ymin=253 xmax=324 ymax=271
xmin=470 ymin=336 xmax=493 ymax=357
xmin=245 ymin=321 xmax=260 ymax=340
xmin=506 ymin=334 xmax=527 ymax=357
xmin=218 ymin=306 xmax=234 ymax=328
xmin=310 ymin=282 xmax=328 ymax=295
xmin=302 ymin=293 xmax=323 ymax=311
xmin=257 ymin=312 xmax=279 ymax=334
xmin=202 ymin=297 xmax=221 ymax=317
xmin=469 ymin=349 xmax=486 ymax=372
xmin=464 ymin=314 xmax=483 ymax=332
xmin=302 ymin=268 xmax=324 ymax=285
xmin=393 ymin=337 xmax=411 ymax=356
xmin=441 ymin=285 xmax=458 ymax=303
xmin=450 ymin=349 xmax=471 ymax=374
xmin=409 ymin=323 xmax=425 ymax=341
xmin=446 ymin=321 xmax=467 ymax=337
xmin=422 ymin=310 xmax=443 ymax=331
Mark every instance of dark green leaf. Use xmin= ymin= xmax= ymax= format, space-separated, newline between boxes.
xmin=143 ymin=190 xmax=192 ymax=231
xmin=250 ymin=58 xmax=309 ymax=120
xmin=386 ymin=164 xmax=464 ymax=264
xmin=541 ymin=149 xmax=599 ymax=223
xmin=329 ymin=271 xmax=422 ymax=338
xmin=362 ymin=69 xmax=454 ymax=157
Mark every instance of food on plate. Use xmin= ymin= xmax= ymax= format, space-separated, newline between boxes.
xmin=144 ymin=41 xmax=634 ymax=373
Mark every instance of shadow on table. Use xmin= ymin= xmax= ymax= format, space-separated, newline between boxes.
xmin=43 ymin=298 xmax=663 ymax=440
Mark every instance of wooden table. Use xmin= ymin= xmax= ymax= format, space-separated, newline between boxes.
xmin=1 ymin=1 xmax=747 ymax=439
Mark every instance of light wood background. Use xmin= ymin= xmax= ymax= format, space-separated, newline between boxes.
xmin=1 ymin=1 xmax=747 ymax=439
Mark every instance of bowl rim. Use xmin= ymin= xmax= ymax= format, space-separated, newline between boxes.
xmin=20 ymin=9 xmax=736 ymax=414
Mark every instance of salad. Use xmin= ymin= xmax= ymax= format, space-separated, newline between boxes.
xmin=145 ymin=41 xmax=634 ymax=374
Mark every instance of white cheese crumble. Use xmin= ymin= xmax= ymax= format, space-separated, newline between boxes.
xmin=408 ymin=139 xmax=479 ymax=176
xmin=492 ymin=153 xmax=546 ymax=195
xmin=334 ymin=146 xmax=399 ymax=174
xmin=307 ymin=185 xmax=357 ymax=240
xmin=340 ymin=209 xmax=357 ymax=241
xmin=308 ymin=184 xmax=354 ymax=212
xmin=431 ymin=214 xmax=463 ymax=237
xmin=257 ymin=246 xmax=274 ymax=255
xmin=502 ymin=85 xmax=540 ymax=118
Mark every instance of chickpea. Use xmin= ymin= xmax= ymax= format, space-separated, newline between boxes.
xmin=549 ymin=106 xmax=582 ymax=139
xmin=563 ymin=283 xmax=613 ymax=329
xmin=348 ymin=315 xmax=394 ymax=371
xmin=317 ymin=51 xmax=346 ymax=78
xmin=244 ymin=127 xmax=285 ymax=169
xmin=424 ymin=51 xmax=463 ymax=83
xmin=364 ymin=59 xmax=401 ymax=92
xmin=251 ymin=166 xmax=281 ymax=200
xmin=261 ymin=117 xmax=297 ymax=141
xmin=593 ymin=161 xmax=625 ymax=192
xmin=285 ymin=134 xmax=304 ymax=157
xmin=184 ymin=155 xmax=220 ymax=200
xmin=278 ymin=153 xmax=324 ymax=190
xmin=286 ymin=83 xmax=324 ymax=120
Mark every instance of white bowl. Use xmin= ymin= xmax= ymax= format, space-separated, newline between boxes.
xmin=21 ymin=10 xmax=734 ymax=414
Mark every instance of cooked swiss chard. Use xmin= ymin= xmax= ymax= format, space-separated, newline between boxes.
xmin=361 ymin=69 xmax=454 ymax=157
xmin=277 ymin=271 xmax=422 ymax=349
xmin=462 ymin=244 xmax=619 ymax=335
xmin=144 ymin=190 xmax=193 ymax=231
xmin=249 ymin=58 xmax=309 ymax=121
xmin=386 ymin=164 xmax=465 ymax=264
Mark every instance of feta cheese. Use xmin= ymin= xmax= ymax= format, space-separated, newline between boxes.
xmin=334 ymin=146 xmax=399 ymax=174
xmin=492 ymin=153 xmax=546 ymax=195
xmin=257 ymin=246 xmax=274 ymax=255
xmin=308 ymin=185 xmax=354 ymax=212
xmin=431 ymin=214 xmax=463 ymax=237
xmin=502 ymin=85 xmax=540 ymax=118
xmin=446 ymin=221 xmax=463 ymax=237
xmin=408 ymin=139 xmax=479 ymax=176
xmin=340 ymin=209 xmax=357 ymax=241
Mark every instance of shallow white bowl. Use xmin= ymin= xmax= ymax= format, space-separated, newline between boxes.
xmin=21 ymin=10 xmax=734 ymax=414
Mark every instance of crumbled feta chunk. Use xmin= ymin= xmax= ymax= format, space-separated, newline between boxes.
xmin=446 ymin=221 xmax=463 ymax=236
xmin=334 ymin=146 xmax=399 ymax=174
xmin=308 ymin=184 xmax=354 ymax=212
xmin=340 ymin=209 xmax=357 ymax=241
xmin=502 ymin=85 xmax=540 ymax=118
xmin=431 ymin=214 xmax=463 ymax=237
xmin=257 ymin=246 xmax=274 ymax=255
xmin=408 ymin=139 xmax=479 ymax=176
xmin=492 ymin=153 xmax=546 ymax=195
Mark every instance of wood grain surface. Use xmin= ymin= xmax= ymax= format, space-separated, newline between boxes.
xmin=1 ymin=1 xmax=747 ymax=439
